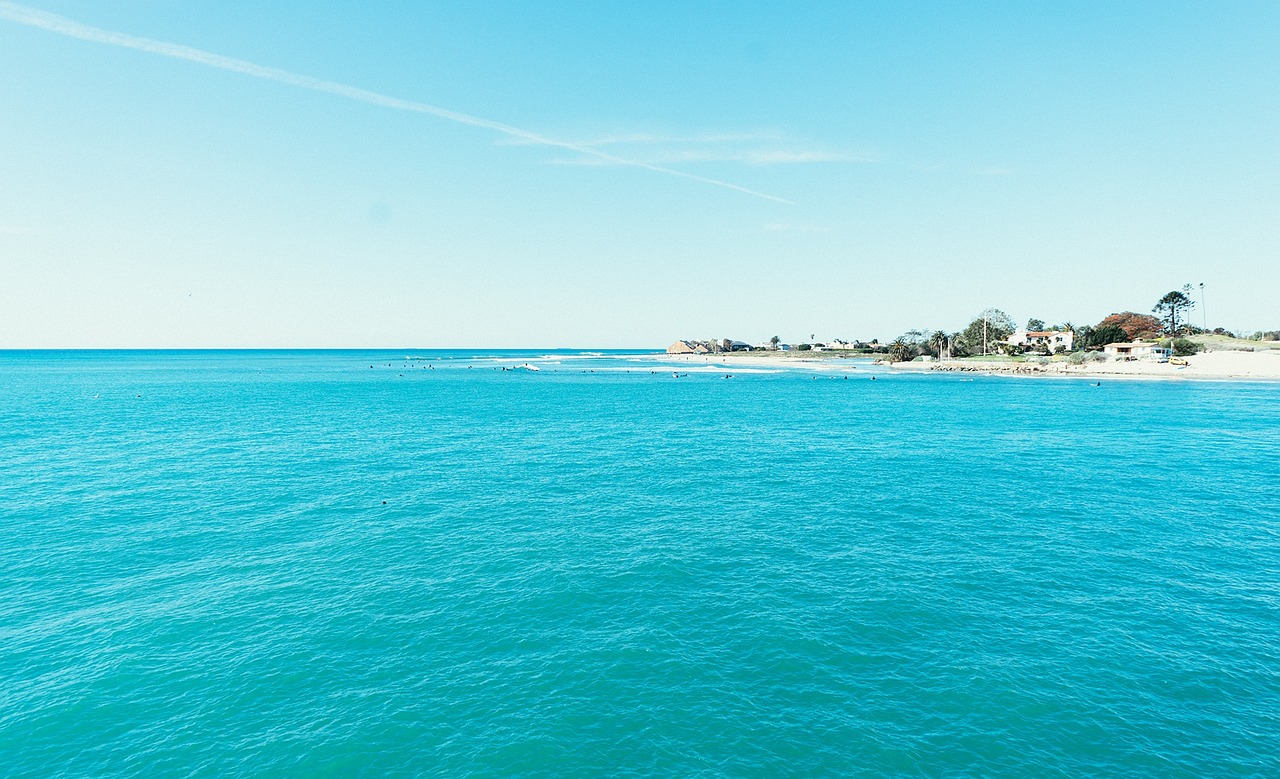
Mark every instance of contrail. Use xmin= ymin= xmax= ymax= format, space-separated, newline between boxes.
xmin=0 ymin=2 xmax=792 ymax=204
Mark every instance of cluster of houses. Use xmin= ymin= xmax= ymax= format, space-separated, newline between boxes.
xmin=666 ymin=339 xmax=753 ymax=354
xmin=1004 ymin=329 xmax=1172 ymax=359
xmin=666 ymin=338 xmax=873 ymax=354
xmin=670 ymin=331 xmax=1176 ymax=362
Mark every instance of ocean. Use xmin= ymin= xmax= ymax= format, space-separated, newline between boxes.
xmin=2 ymin=350 xmax=1278 ymax=777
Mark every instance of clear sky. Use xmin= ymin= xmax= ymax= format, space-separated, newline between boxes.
xmin=1 ymin=1 xmax=1276 ymax=347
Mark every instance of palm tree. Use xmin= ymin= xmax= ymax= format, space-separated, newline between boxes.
xmin=769 ymin=335 xmax=780 ymax=351
xmin=930 ymin=330 xmax=949 ymax=359
xmin=888 ymin=338 xmax=914 ymax=363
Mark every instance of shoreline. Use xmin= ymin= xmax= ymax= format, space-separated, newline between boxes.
xmin=649 ymin=349 xmax=1280 ymax=382
xmin=893 ymin=350 xmax=1280 ymax=382
xmin=651 ymin=352 xmax=871 ymax=372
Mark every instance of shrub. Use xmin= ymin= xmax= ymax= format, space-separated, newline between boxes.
xmin=1098 ymin=312 xmax=1162 ymax=339
xmin=1172 ymin=338 xmax=1200 ymax=356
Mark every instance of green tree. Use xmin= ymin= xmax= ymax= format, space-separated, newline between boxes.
xmin=887 ymin=338 xmax=915 ymax=363
xmin=1153 ymin=286 xmax=1196 ymax=334
xmin=1089 ymin=324 xmax=1128 ymax=347
xmin=954 ymin=309 xmax=1015 ymax=356
xmin=1026 ymin=318 xmax=1046 ymax=331
xmin=769 ymin=335 xmax=780 ymax=350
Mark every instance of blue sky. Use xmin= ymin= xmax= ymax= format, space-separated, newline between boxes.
xmin=1 ymin=1 xmax=1276 ymax=347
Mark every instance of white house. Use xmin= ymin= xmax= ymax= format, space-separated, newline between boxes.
xmin=1103 ymin=341 xmax=1171 ymax=359
xmin=1007 ymin=329 xmax=1074 ymax=352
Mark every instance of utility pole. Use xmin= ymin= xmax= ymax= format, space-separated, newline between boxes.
xmin=983 ymin=315 xmax=988 ymax=356
xmin=1199 ymin=282 xmax=1207 ymax=331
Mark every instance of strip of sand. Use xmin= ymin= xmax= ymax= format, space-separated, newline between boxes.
xmin=890 ymin=349 xmax=1280 ymax=381
xmin=646 ymin=352 xmax=869 ymax=372
xmin=639 ymin=348 xmax=1280 ymax=381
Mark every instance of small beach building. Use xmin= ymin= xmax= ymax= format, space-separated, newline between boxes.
xmin=1007 ymin=329 xmax=1074 ymax=352
xmin=1103 ymin=341 xmax=1171 ymax=359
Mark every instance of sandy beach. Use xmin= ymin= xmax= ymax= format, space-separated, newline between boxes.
xmin=890 ymin=349 xmax=1280 ymax=381
xmin=650 ymin=349 xmax=1280 ymax=381
xmin=651 ymin=352 xmax=868 ymax=372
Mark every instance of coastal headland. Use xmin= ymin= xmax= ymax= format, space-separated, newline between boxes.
xmin=663 ymin=289 xmax=1280 ymax=383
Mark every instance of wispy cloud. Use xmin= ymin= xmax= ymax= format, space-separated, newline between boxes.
xmin=500 ymin=131 xmax=786 ymax=148
xmin=511 ymin=129 xmax=878 ymax=167
xmin=905 ymin=161 xmax=1015 ymax=177
xmin=764 ymin=222 xmax=831 ymax=234
xmin=549 ymin=146 xmax=878 ymax=167
xmin=744 ymin=150 xmax=873 ymax=165
xmin=0 ymin=2 xmax=790 ymax=203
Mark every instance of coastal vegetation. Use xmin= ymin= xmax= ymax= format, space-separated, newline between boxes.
xmin=1153 ymin=286 xmax=1197 ymax=335
xmin=1095 ymin=312 xmax=1163 ymax=339
xmin=852 ymin=287 xmax=1272 ymax=364
xmin=670 ymin=287 xmax=1277 ymax=362
xmin=953 ymin=309 xmax=1015 ymax=357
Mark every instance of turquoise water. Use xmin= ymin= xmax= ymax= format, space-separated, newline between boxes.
xmin=2 ymin=350 xmax=1278 ymax=777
